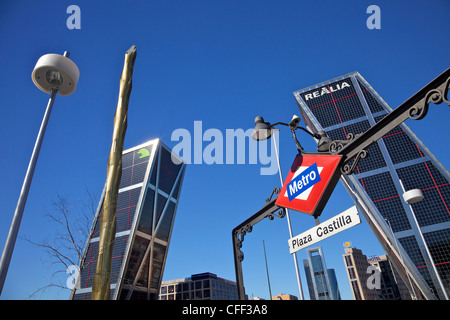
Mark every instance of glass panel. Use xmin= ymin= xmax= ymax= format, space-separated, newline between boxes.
xmin=150 ymin=243 xmax=167 ymax=290
xmin=116 ymin=187 xmax=142 ymax=233
xmin=171 ymin=177 xmax=182 ymax=200
xmin=358 ymin=79 xmax=384 ymax=113
xmin=150 ymin=149 xmax=159 ymax=186
xmin=123 ymin=236 xmax=150 ymax=285
xmin=136 ymin=253 xmax=150 ymax=287
xmin=155 ymin=193 xmax=168 ymax=227
xmin=155 ymin=201 xmax=176 ymax=242
xmin=111 ymin=236 xmax=129 ymax=285
xmin=397 ymin=162 xmax=450 ymax=227
xmin=92 ymin=199 xmax=104 ymax=238
xmin=119 ymin=146 xmax=152 ymax=189
xmin=424 ymin=229 xmax=450 ymax=287
xmin=137 ymin=188 xmax=155 ymax=235
xmin=158 ymin=147 xmax=182 ymax=195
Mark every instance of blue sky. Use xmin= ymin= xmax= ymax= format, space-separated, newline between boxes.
xmin=0 ymin=0 xmax=449 ymax=300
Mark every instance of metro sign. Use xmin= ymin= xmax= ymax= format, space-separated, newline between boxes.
xmin=276 ymin=154 xmax=343 ymax=218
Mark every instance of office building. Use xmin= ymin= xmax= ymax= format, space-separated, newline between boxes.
xmin=343 ymin=247 xmax=379 ymax=300
xmin=368 ymin=255 xmax=411 ymax=300
xmin=294 ymin=73 xmax=449 ymax=300
xmin=271 ymin=293 xmax=298 ymax=300
xmin=70 ymin=139 xmax=186 ymax=300
xmin=159 ymin=272 xmax=240 ymax=300
xmin=303 ymin=247 xmax=341 ymax=300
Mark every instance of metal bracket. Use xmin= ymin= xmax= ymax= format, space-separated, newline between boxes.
xmin=340 ymin=149 xmax=369 ymax=175
xmin=328 ymin=132 xmax=362 ymax=154
xmin=326 ymin=133 xmax=369 ymax=175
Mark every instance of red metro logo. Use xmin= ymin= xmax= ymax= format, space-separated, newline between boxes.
xmin=276 ymin=154 xmax=343 ymax=218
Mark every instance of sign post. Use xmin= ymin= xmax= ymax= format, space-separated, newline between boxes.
xmin=288 ymin=206 xmax=361 ymax=254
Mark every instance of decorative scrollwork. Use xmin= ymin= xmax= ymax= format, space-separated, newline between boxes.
xmin=341 ymin=149 xmax=369 ymax=175
xmin=234 ymin=202 xmax=285 ymax=263
xmin=267 ymin=208 xmax=286 ymax=220
xmin=234 ymin=230 xmax=245 ymax=262
xmin=410 ymin=75 xmax=450 ymax=120
xmin=328 ymin=132 xmax=362 ymax=154
xmin=238 ymin=224 xmax=252 ymax=236
xmin=266 ymin=187 xmax=280 ymax=203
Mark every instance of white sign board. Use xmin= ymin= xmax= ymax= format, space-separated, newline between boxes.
xmin=288 ymin=206 xmax=361 ymax=254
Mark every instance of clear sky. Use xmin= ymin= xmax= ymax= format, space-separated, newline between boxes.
xmin=0 ymin=0 xmax=449 ymax=300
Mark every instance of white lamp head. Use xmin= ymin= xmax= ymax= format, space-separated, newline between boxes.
xmin=403 ymin=189 xmax=424 ymax=204
xmin=32 ymin=53 xmax=79 ymax=96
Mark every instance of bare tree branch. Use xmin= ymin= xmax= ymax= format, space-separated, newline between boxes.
xmin=20 ymin=188 xmax=98 ymax=299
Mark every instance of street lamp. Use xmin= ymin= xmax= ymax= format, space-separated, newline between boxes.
xmin=250 ymin=114 xmax=332 ymax=300
xmin=400 ymin=181 xmax=449 ymax=300
xmin=252 ymin=115 xmax=333 ymax=154
xmin=0 ymin=51 xmax=79 ymax=295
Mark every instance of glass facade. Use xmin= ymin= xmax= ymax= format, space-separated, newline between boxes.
xmin=303 ymin=247 xmax=341 ymax=300
xmin=159 ymin=272 xmax=239 ymax=300
xmin=368 ymin=255 xmax=409 ymax=300
xmin=70 ymin=139 xmax=186 ymax=300
xmin=294 ymin=73 xmax=450 ymax=300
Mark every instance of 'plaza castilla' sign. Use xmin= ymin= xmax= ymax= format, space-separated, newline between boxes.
xmin=288 ymin=206 xmax=361 ymax=254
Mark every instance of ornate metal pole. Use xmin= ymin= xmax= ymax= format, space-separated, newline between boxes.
xmin=92 ymin=45 xmax=137 ymax=300
xmin=232 ymin=190 xmax=285 ymax=300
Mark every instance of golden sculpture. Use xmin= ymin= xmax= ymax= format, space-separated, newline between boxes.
xmin=92 ymin=45 xmax=137 ymax=300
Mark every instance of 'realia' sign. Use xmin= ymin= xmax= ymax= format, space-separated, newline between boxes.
xmin=275 ymin=154 xmax=343 ymax=218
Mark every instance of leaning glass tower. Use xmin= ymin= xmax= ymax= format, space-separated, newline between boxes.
xmin=294 ymin=72 xmax=449 ymax=300
xmin=70 ymin=139 xmax=186 ymax=300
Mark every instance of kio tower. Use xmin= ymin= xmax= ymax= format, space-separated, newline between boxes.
xmin=294 ymin=73 xmax=449 ymax=300
xmin=70 ymin=139 xmax=186 ymax=300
